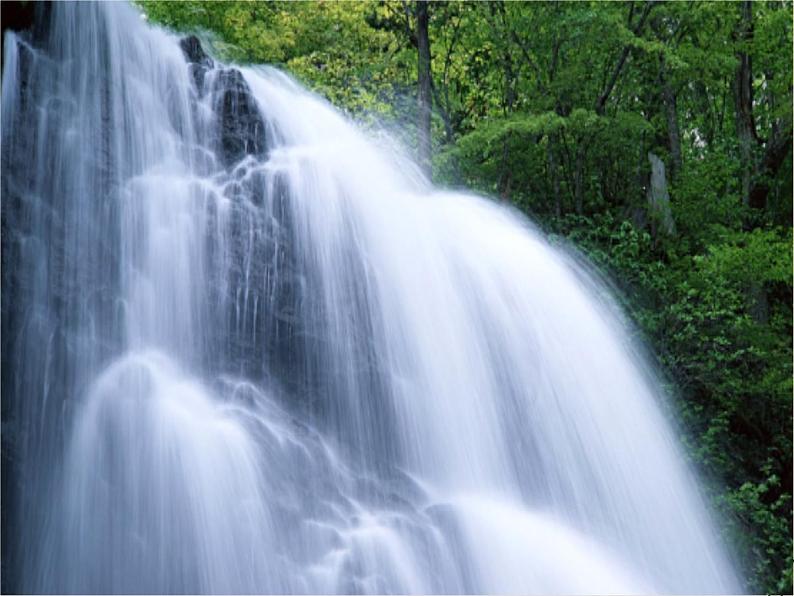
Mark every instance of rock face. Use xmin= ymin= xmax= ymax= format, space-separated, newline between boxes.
xmin=214 ymin=68 xmax=267 ymax=167
xmin=2 ymin=9 xmax=128 ymax=593
xmin=1 ymin=22 xmax=309 ymax=591
xmin=177 ymin=36 xmax=308 ymax=398
xmin=179 ymin=35 xmax=213 ymax=89
xmin=179 ymin=35 xmax=212 ymax=67
xmin=179 ymin=35 xmax=267 ymax=168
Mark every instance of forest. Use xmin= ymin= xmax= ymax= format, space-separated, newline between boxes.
xmin=135 ymin=1 xmax=790 ymax=593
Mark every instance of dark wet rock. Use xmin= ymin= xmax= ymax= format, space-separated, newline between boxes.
xmin=179 ymin=35 xmax=213 ymax=91
xmin=179 ymin=35 xmax=212 ymax=67
xmin=214 ymin=68 xmax=267 ymax=167
xmin=177 ymin=35 xmax=266 ymax=168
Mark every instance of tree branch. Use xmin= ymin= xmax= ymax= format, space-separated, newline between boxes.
xmin=595 ymin=0 xmax=657 ymax=115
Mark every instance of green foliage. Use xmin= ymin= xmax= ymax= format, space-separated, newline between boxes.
xmin=138 ymin=1 xmax=793 ymax=592
xmin=718 ymin=466 xmax=793 ymax=595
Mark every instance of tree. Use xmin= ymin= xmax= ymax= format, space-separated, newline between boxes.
xmin=734 ymin=0 xmax=756 ymax=207
xmin=416 ymin=0 xmax=432 ymax=179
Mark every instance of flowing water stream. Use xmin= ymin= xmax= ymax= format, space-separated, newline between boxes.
xmin=1 ymin=2 xmax=740 ymax=593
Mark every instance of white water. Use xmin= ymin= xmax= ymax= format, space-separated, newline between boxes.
xmin=1 ymin=2 xmax=740 ymax=593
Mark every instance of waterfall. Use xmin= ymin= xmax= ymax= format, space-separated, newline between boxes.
xmin=1 ymin=2 xmax=740 ymax=594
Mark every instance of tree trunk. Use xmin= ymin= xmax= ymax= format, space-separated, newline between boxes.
xmin=693 ymin=81 xmax=715 ymax=146
xmin=731 ymin=5 xmax=791 ymax=210
xmin=490 ymin=0 xmax=516 ymax=200
xmin=647 ymin=151 xmax=676 ymax=237
xmin=416 ymin=0 xmax=432 ymax=180
xmin=748 ymin=131 xmax=792 ymax=209
xmin=734 ymin=0 xmax=755 ymax=206
xmin=574 ymin=145 xmax=585 ymax=214
xmin=547 ymin=134 xmax=561 ymax=217
xmin=660 ymin=56 xmax=682 ymax=180
xmin=595 ymin=0 xmax=656 ymax=115
xmin=430 ymin=82 xmax=454 ymax=144
xmin=496 ymin=52 xmax=516 ymax=201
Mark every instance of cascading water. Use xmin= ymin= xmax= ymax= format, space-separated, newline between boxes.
xmin=1 ymin=3 xmax=741 ymax=594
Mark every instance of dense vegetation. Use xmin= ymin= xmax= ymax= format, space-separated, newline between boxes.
xmin=140 ymin=1 xmax=792 ymax=592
